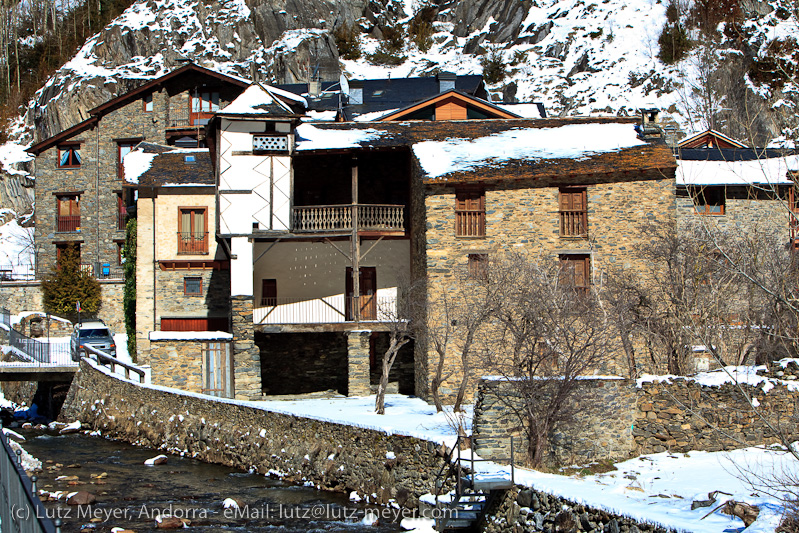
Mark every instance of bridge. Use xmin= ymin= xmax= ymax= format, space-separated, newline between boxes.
xmin=0 ymin=321 xmax=77 ymax=381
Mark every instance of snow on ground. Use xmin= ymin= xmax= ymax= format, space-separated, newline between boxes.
xmin=638 ymin=365 xmax=799 ymax=393
xmin=0 ymin=213 xmax=34 ymax=274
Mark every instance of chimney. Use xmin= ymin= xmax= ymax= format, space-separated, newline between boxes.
xmin=638 ymin=108 xmax=662 ymax=139
xmin=437 ymin=71 xmax=456 ymax=93
xmin=309 ymin=75 xmax=322 ymax=97
xmin=349 ymin=79 xmax=364 ymax=105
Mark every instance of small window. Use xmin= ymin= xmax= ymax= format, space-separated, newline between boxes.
xmin=455 ymin=189 xmax=486 ymax=237
xmin=58 ymin=145 xmax=81 ymax=168
xmin=560 ymin=254 xmax=590 ymax=293
xmin=559 ymin=188 xmax=588 ymax=237
xmin=261 ymin=279 xmax=277 ymax=306
xmin=468 ymin=254 xmax=488 ymax=280
xmin=56 ymin=194 xmax=80 ymax=232
xmin=184 ymin=155 xmax=196 ymax=163
xmin=116 ymin=242 xmax=124 ymax=265
xmin=178 ymin=207 xmax=208 ymax=254
xmin=253 ymin=135 xmax=289 ymax=152
xmin=184 ymin=277 xmax=203 ymax=296
xmin=143 ymin=93 xmax=153 ymax=112
xmin=692 ymin=186 xmax=725 ymax=215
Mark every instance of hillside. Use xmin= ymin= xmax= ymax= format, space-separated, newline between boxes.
xmin=0 ymin=0 xmax=796 ymax=217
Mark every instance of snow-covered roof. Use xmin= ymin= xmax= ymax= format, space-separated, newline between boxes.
xmin=294 ymin=123 xmax=385 ymax=151
xmin=677 ymin=156 xmax=799 ymax=186
xmin=219 ymin=83 xmax=305 ymax=116
xmin=123 ymin=149 xmax=157 ymax=185
xmin=413 ymin=123 xmax=647 ymax=179
xmin=494 ymin=103 xmax=546 ymax=119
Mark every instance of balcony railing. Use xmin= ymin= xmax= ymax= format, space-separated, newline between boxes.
xmin=56 ymin=215 xmax=80 ymax=232
xmin=560 ymin=211 xmax=588 ymax=237
xmin=253 ymin=291 xmax=398 ymax=325
xmin=168 ymin=109 xmax=214 ymax=128
xmin=118 ymin=209 xmax=127 ymax=231
xmin=177 ymin=232 xmax=209 ymax=254
xmin=455 ymin=209 xmax=485 ymax=237
xmin=291 ymin=204 xmax=404 ymax=233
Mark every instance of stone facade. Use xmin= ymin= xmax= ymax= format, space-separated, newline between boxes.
xmin=149 ymin=336 xmax=232 ymax=394
xmin=0 ymin=280 xmax=124 ymax=332
xmin=347 ymin=329 xmax=372 ymax=396
xmin=135 ymin=187 xmax=228 ymax=361
xmin=474 ymin=375 xmax=799 ymax=466
xmin=257 ymin=332 xmax=349 ymax=395
xmin=61 ymin=360 xmax=449 ymax=508
xmin=419 ymin=176 xmax=676 ymax=401
xmin=474 ymin=378 xmax=637 ymax=468
xmin=231 ymin=295 xmax=261 ymax=400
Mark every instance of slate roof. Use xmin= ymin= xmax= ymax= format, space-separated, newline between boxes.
xmin=135 ymin=147 xmax=214 ymax=189
xmin=294 ymin=117 xmax=677 ymax=185
xmin=276 ymin=74 xmax=486 ymax=119
xmin=675 ymin=147 xmax=793 ymax=161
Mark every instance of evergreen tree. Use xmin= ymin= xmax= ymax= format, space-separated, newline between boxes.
xmin=41 ymin=245 xmax=101 ymax=318
xmin=123 ymin=219 xmax=136 ymax=361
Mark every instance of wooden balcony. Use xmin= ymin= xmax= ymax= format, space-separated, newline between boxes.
xmin=560 ymin=211 xmax=588 ymax=237
xmin=291 ymin=204 xmax=404 ymax=234
xmin=177 ymin=232 xmax=209 ymax=255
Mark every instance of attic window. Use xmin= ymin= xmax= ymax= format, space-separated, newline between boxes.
xmin=253 ymin=135 xmax=288 ymax=152
xmin=184 ymin=155 xmax=196 ymax=163
xmin=372 ymin=90 xmax=384 ymax=97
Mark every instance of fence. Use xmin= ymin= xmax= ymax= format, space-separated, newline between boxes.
xmin=0 ymin=265 xmax=35 ymax=282
xmin=0 ymin=263 xmax=123 ymax=282
xmin=253 ymin=293 xmax=398 ymax=325
xmin=0 ymin=425 xmax=58 ymax=533
xmin=8 ymin=328 xmax=72 ymax=366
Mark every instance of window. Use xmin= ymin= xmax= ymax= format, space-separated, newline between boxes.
xmin=559 ymin=188 xmax=588 ymax=237
xmin=56 ymin=243 xmax=80 ymax=266
xmin=143 ymin=93 xmax=153 ymax=112
xmin=455 ymin=189 xmax=485 ymax=237
xmin=253 ymin=135 xmax=289 ymax=152
xmin=560 ymin=254 xmax=590 ymax=293
xmin=184 ymin=277 xmax=203 ymax=296
xmin=117 ymin=142 xmax=139 ymax=180
xmin=468 ymin=254 xmax=488 ymax=280
xmin=192 ymin=92 xmax=220 ymax=113
xmin=56 ymin=194 xmax=80 ymax=232
xmin=57 ymin=145 xmax=81 ymax=168
xmin=116 ymin=241 xmax=124 ymax=266
xmin=117 ymin=193 xmax=126 ymax=230
xmin=177 ymin=207 xmax=208 ymax=254
xmin=692 ymin=186 xmax=725 ymax=215
xmin=261 ymin=279 xmax=277 ymax=306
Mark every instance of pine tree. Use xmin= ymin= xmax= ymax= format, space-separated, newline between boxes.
xmin=41 ymin=245 xmax=101 ymax=318
xmin=122 ymin=218 xmax=136 ymax=361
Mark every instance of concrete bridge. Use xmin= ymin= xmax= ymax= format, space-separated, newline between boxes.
xmin=0 ymin=362 xmax=77 ymax=381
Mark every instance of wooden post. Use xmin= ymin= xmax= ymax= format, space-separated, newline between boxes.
xmin=351 ymin=159 xmax=360 ymax=322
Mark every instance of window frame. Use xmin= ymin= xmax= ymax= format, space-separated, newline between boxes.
xmin=559 ymin=253 xmax=591 ymax=293
xmin=455 ymin=188 xmax=486 ymax=238
xmin=57 ymin=144 xmax=81 ymax=168
xmin=184 ymin=276 xmax=203 ymax=296
xmin=691 ymin=186 xmax=726 ymax=216
xmin=56 ymin=194 xmax=81 ymax=232
xmin=143 ymin=93 xmax=153 ymax=112
xmin=177 ymin=206 xmax=209 ymax=255
xmin=559 ymin=187 xmax=588 ymax=237
xmin=467 ymin=253 xmax=489 ymax=281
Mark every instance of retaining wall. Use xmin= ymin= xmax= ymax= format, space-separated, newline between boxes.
xmin=60 ymin=360 xmax=447 ymax=508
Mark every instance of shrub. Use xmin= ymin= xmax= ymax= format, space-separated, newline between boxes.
xmin=480 ymin=48 xmax=507 ymax=85
xmin=123 ymin=218 xmax=137 ymax=361
xmin=333 ymin=23 xmax=361 ymax=60
xmin=41 ymin=245 xmax=101 ymax=319
xmin=380 ymin=24 xmax=405 ymax=55
xmin=409 ymin=6 xmax=436 ymax=52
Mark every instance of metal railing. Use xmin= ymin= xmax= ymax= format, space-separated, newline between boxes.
xmin=177 ymin=232 xmax=209 ymax=255
xmin=253 ymin=295 xmax=398 ymax=325
xmin=291 ymin=204 xmax=405 ymax=233
xmin=55 ymin=215 xmax=80 ymax=232
xmin=8 ymin=328 xmax=72 ymax=365
xmin=0 ymin=424 xmax=58 ymax=533
xmin=82 ymin=345 xmax=146 ymax=383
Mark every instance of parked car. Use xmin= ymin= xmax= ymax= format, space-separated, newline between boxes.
xmin=70 ymin=320 xmax=116 ymax=362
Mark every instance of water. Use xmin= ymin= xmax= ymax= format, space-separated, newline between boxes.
xmin=20 ymin=430 xmax=407 ymax=532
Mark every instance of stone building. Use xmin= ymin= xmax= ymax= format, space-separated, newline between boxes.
xmin=25 ymin=63 xmax=249 ymax=284
xmin=205 ymin=80 xmax=677 ymax=401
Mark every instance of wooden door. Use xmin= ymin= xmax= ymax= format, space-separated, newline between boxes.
xmin=346 ymin=267 xmax=377 ymax=320
xmin=203 ymin=342 xmax=232 ymax=398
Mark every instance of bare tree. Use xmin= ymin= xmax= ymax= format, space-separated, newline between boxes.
xmin=480 ymin=253 xmax=615 ymax=467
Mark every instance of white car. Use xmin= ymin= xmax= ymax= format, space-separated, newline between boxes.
xmin=70 ymin=320 xmax=116 ymax=361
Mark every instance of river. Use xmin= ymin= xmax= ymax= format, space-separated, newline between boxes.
xmin=19 ymin=429 xmax=408 ymax=532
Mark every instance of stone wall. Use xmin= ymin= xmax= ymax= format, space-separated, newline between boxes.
xmin=149 ymin=336 xmax=233 ymax=394
xmin=0 ymin=280 xmax=125 ymax=332
xmin=474 ymin=378 xmax=637 ymax=468
xmin=483 ymin=487 xmax=676 ymax=533
xmin=475 ymin=375 xmax=799 ymax=466
xmin=420 ymin=176 xmax=676 ymax=402
xmin=60 ymin=360 xmax=448 ymax=508
xmin=257 ymin=332 xmax=349 ymax=395
xmin=634 ymin=378 xmax=799 ymax=454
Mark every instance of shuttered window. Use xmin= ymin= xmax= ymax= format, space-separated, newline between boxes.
xmin=559 ymin=188 xmax=588 ymax=237
xmin=560 ymin=254 xmax=590 ymax=293
xmin=455 ymin=190 xmax=485 ymax=237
